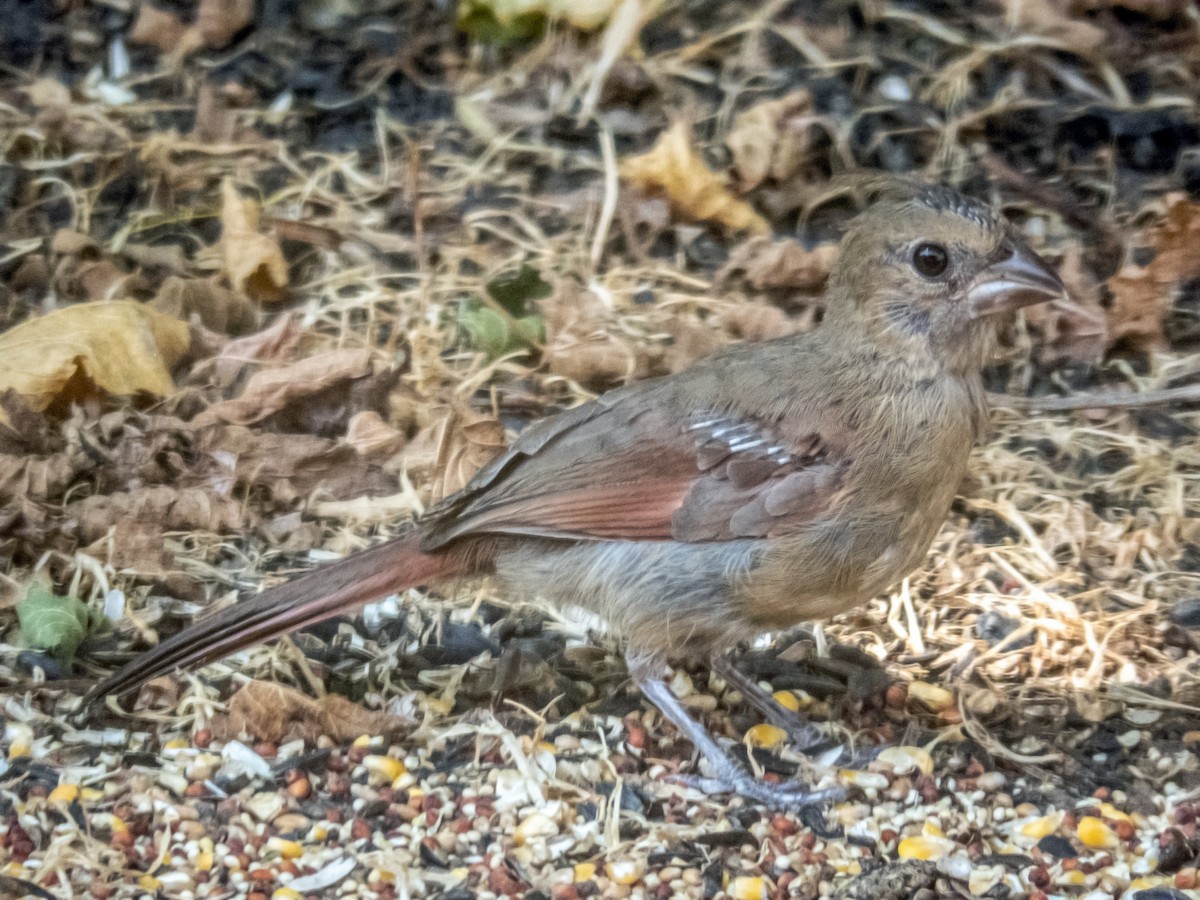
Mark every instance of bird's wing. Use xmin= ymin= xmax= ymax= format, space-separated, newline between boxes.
xmin=418 ymin=375 xmax=852 ymax=548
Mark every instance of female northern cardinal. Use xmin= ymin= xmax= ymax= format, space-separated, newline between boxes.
xmin=94 ymin=181 xmax=1065 ymax=808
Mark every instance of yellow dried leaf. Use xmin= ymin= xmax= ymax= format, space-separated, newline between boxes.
xmin=220 ymin=178 xmax=289 ymax=303
xmin=620 ymin=122 xmax=770 ymax=235
xmin=0 ymin=301 xmax=190 ymax=425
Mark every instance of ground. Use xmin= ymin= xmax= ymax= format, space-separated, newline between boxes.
xmin=1 ymin=1 xmax=1200 ymax=898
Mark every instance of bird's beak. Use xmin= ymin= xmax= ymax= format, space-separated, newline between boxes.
xmin=967 ymin=241 xmax=1066 ymax=318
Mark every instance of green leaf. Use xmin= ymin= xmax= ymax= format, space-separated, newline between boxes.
xmin=457 ymin=0 xmax=546 ymax=43
xmin=459 ymin=302 xmax=545 ymax=360
xmin=485 ymin=264 xmax=553 ymax=315
xmin=15 ymin=584 xmax=107 ymax=666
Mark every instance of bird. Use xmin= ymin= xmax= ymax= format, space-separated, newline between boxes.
xmin=92 ymin=179 xmax=1066 ymax=808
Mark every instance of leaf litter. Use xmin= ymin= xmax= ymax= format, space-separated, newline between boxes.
xmin=0 ymin=0 xmax=1199 ymax=898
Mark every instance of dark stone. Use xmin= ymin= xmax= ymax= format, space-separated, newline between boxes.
xmin=975 ymin=612 xmax=1034 ymax=650
xmin=1035 ymin=834 xmax=1077 ymax=859
xmin=1168 ymin=598 xmax=1200 ymax=629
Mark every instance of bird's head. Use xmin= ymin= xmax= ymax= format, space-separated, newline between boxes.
xmin=825 ymin=182 xmax=1066 ymax=374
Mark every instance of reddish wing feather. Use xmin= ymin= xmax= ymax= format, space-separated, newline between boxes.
xmin=421 ymin=405 xmax=848 ymax=545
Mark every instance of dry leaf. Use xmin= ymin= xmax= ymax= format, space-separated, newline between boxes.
xmin=0 ymin=301 xmax=190 ymax=423
xmin=1004 ymin=0 xmax=1106 ymax=54
xmin=539 ymin=287 xmax=636 ymax=388
xmin=194 ymin=349 xmax=374 ymax=426
xmin=211 ymin=314 xmax=303 ymax=387
xmin=620 ymin=121 xmax=770 ymax=235
xmin=71 ymin=486 xmax=244 ymax=572
xmin=717 ymin=237 xmax=838 ymax=291
xmin=401 ymin=406 xmax=507 ymax=501
xmin=197 ymin=0 xmax=255 ymax=50
xmin=726 ymin=90 xmax=819 ymax=192
xmin=193 ymin=425 xmax=397 ymax=502
xmin=1106 ymin=193 xmax=1200 ymax=352
xmin=213 ymin=680 xmax=415 ymax=743
xmin=1023 ymin=242 xmax=1108 ymax=363
xmin=345 ymin=410 xmax=407 ymax=457
xmin=192 ymin=82 xmax=239 ymax=144
xmin=128 ymin=4 xmax=190 ymax=53
xmin=220 ymin=179 xmax=289 ymax=304
xmin=150 ymin=276 xmax=259 ymax=335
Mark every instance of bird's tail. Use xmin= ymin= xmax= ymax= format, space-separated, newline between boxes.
xmin=92 ymin=531 xmax=460 ymax=700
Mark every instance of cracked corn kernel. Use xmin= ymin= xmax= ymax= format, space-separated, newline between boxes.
xmin=195 ymin=851 xmax=214 ymax=872
xmin=138 ymin=876 xmax=162 ymax=891
xmin=728 ymin=876 xmax=767 ymax=899
xmin=606 ymin=859 xmax=646 ymax=885
xmin=772 ymin=690 xmax=800 ymax=711
xmin=876 ymin=745 xmax=934 ymax=775
xmin=574 ymin=863 xmax=597 ymax=882
xmin=1059 ymin=870 xmax=1086 ymax=885
xmin=907 ymin=682 xmax=954 ymax=710
xmin=898 ymin=824 xmax=955 ymax=860
xmin=1077 ymin=816 xmax=1118 ymax=849
xmin=514 ymin=812 xmax=557 ymax=846
xmin=363 ymin=755 xmax=406 ymax=784
xmin=5 ymin=723 xmax=32 ymax=758
xmin=1019 ymin=814 xmax=1062 ymax=839
xmin=744 ymin=724 xmax=787 ymax=749
xmin=1096 ymin=802 xmax=1132 ymax=823
xmin=162 ymin=738 xmax=189 ymax=751
xmin=838 ymin=769 xmax=889 ymax=790
xmin=48 ymin=783 xmax=80 ymax=804
xmin=267 ymin=837 xmax=303 ymax=859
xmin=898 ymin=837 xmax=944 ymax=860
xmin=272 ymin=889 xmax=304 ymax=900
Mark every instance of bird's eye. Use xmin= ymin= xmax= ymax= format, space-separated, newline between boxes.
xmin=912 ymin=242 xmax=949 ymax=278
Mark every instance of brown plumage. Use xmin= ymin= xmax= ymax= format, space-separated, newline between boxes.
xmin=92 ymin=180 xmax=1065 ymax=808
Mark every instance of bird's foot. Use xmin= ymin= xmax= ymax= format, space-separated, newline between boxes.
xmin=667 ymin=770 xmax=846 ymax=809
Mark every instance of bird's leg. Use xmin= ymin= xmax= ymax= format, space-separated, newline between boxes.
xmin=632 ymin=662 xmax=845 ymax=810
xmin=710 ymin=654 xmax=828 ymax=753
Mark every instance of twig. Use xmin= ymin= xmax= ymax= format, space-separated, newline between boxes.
xmin=991 ymin=382 xmax=1200 ymax=412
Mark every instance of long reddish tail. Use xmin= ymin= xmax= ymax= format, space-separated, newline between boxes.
xmin=93 ymin=531 xmax=461 ymax=700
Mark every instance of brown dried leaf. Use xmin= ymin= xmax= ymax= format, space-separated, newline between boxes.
xmin=211 ymin=314 xmax=303 ymax=387
xmin=194 ymin=349 xmax=374 ymax=427
xmin=401 ymin=406 xmax=507 ymax=502
xmin=214 ymin=680 xmax=415 ymax=744
xmin=0 ymin=301 xmax=190 ymax=423
xmin=726 ymin=90 xmax=818 ymax=192
xmin=539 ymin=287 xmax=636 ymax=388
xmin=70 ymin=486 xmax=244 ymax=542
xmin=197 ymin=0 xmax=254 ymax=50
xmin=128 ymin=4 xmax=190 ymax=53
xmin=192 ymin=82 xmax=239 ymax=144
xmin=1004 ymin=0 xmax=1106 ymax=54
xmin=220 ymin=179 xmax=289 ymax=304
xmin=620 ymin=122 xmax=770 ymax=236
xmin=1106 ymin=193 xmax=1200 ymax=352
xmin=0 ymin=453 xmax=78 ymax=505
xmin=1023 ymin=242 xmax=1108 ymax=363
xmin=150 ymin=276 xmax=259 ymax=335
xmin=194 ymin=425 xmax=396 ymax=502
xmin=717 ymin=237 xmax=838 ymax=291
xmin=345 ymin=411 xmax=406 ymax=457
